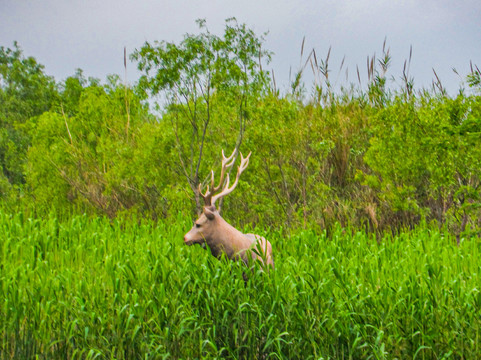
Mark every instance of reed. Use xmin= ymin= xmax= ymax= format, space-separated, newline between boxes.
xmin=1 ymin=212 xmax=480 ymax=358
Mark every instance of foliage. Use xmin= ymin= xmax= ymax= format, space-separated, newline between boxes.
xmin=25 ymin=75 xmax=166 ymax=219
xmin=0 ymin=42 xmax=58 ymax=190
xmin=467 ymin=64 xmax=480 ymax=92
xmin=363 ymin=95 xmax=481 ymax=238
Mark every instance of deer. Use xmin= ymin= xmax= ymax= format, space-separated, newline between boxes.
xmin=183 ymin=149 xmax=274 ymax=269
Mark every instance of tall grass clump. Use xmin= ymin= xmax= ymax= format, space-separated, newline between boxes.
xmin=1 ymin=211 xmax=481 ymax=359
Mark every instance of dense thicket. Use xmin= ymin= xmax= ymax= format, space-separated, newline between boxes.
xmin=1 ymin=21 xmax=481 ymax=239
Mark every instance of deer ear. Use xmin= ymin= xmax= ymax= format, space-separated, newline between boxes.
xmin=204 ymin=206 xmax=216 ymax=220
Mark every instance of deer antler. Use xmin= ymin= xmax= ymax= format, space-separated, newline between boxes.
xmin=199 ymin=149 xmax=251 ymax=207
xmin=199 ymin=149 xmax=236 ymax=206
xmin=211 ymin=151 xmax=251 ymax=207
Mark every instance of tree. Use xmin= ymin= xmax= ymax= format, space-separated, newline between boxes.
xmin=132 ymin=18 xmax=271 ymax=213
xmin=0 ymin=42 xmax=58 ymax=191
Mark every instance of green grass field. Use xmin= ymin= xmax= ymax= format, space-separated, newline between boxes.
xmin=1 ymin=211 xmax=480 ymax=359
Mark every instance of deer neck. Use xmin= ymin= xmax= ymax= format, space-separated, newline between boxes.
xmin=205 ymin=215 xmax=251 ymax=259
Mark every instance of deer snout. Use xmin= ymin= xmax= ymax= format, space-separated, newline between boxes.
xmin=184 ymin=233 xmax=195 ymax=245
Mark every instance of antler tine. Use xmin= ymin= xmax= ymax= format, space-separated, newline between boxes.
xmin=239 ymin=151 xmax=251 ymax=173
xmin=198 ymin=170 xmax=214 ymax=206
xmin=214 ymin=149 xmax=236 ymax=192
xmin=199 ymin=149 xmax=237 ymax=207
xmin=222 ymin=148 xmax=236 ymax=166
xmin=211 ymin=151 xmax=251 ymax=207
xmin=209 ymin=170 xmax=215 ymax=191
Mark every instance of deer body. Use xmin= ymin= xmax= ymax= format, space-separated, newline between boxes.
xmin=183 ymin=150 xmax=274 ymax=269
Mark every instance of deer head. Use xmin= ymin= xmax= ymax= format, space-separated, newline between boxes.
xmin=184 ymin=149 xmax=251 ymax=248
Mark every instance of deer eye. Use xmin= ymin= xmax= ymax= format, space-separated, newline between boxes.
xmin=195 ymin=223 xmax=201 ymax=228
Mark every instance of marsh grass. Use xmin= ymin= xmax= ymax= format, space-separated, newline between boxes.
xmin=1 ymin=212 xmax=480 ymax=359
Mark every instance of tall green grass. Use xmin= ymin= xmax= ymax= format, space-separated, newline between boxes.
xmin=1 ymin=211 xmax=480 ymax=359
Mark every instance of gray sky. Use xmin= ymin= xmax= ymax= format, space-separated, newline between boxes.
xmin=1 ymin=0 xmax=480 ymax=96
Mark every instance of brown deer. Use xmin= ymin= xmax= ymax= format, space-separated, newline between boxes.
xmin=183 ymin=150 xmax=274 ymax=269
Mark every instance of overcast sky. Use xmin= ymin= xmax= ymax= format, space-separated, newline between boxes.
xmin=1 ymin=0 xmax=480 ymax=96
